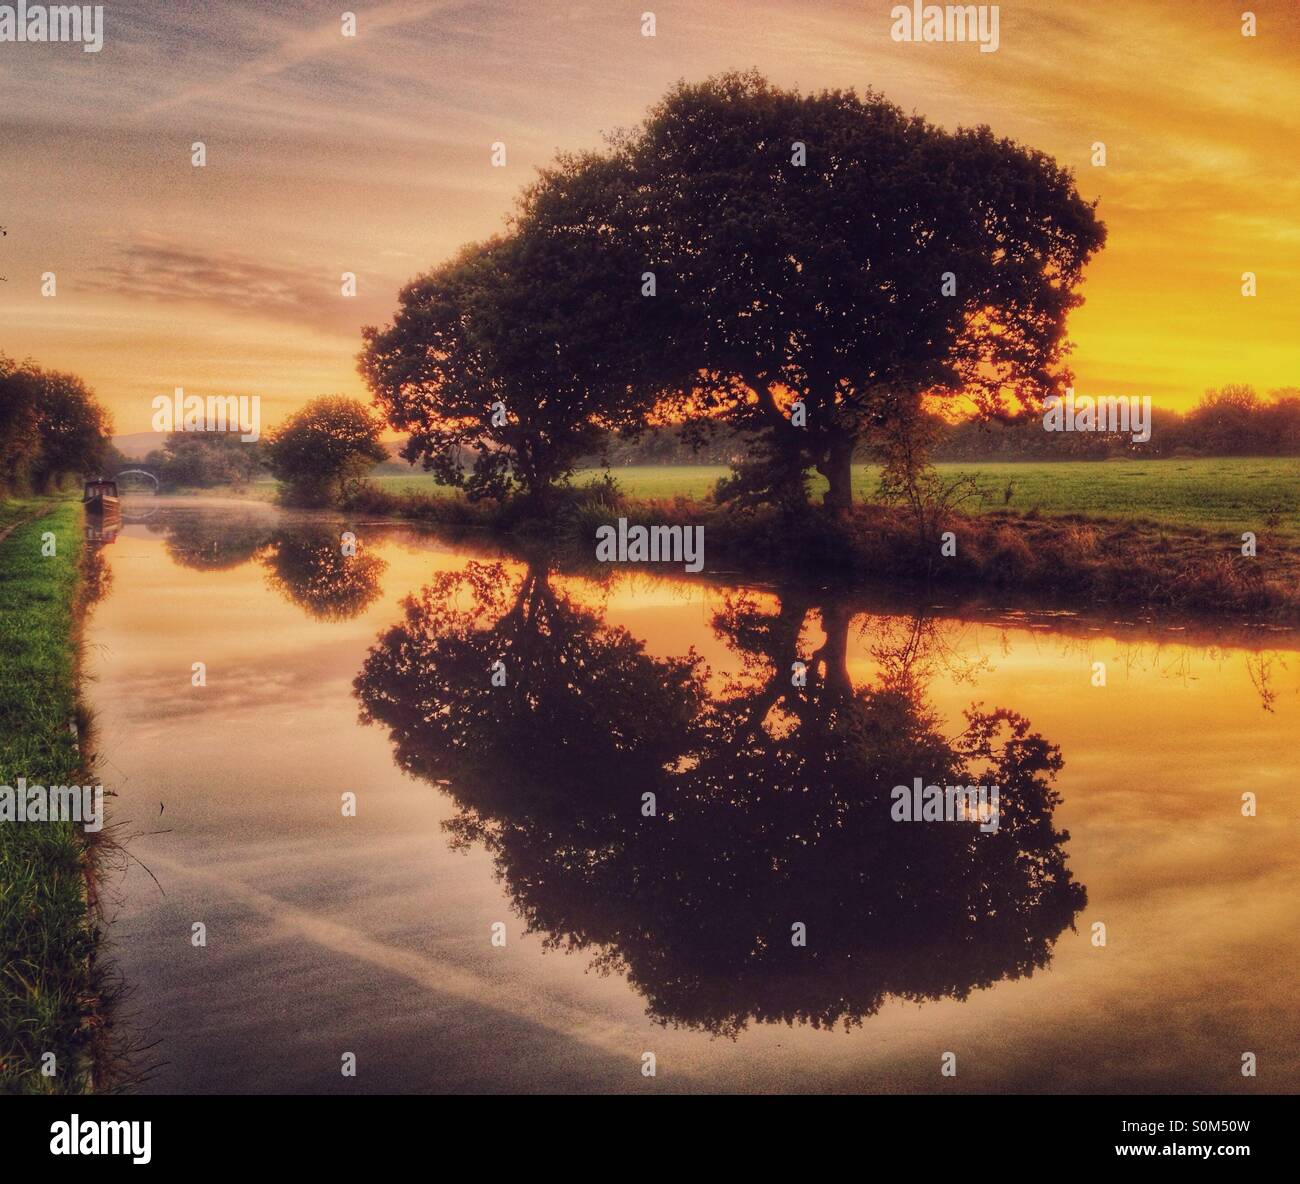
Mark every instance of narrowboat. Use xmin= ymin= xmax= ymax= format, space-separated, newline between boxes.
xmin=82 ymin=477 xmax=122 ymax=517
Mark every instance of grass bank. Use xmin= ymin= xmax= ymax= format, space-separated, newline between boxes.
xmin=344 ymin=475 xmax=1300 ymax=623
xmin=0 ymin=499 xmax=106 ymax=1094
xmin=174 ymin=457 xmax=1300 ymax=539
xmin=0 ymin=496 xmax=53 ymax=538
xmin=364 ymin=457 xmax=1300 ymax=539
xmin=690 ymin=501 xmax=1300 ymax=621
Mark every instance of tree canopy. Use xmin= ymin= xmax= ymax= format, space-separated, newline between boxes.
xmin=0 ymin=354 xmax=113 ymax=493
xmin=268 ymin=395 xmax=388 ymax=506
xmin=360 ymin=154 xmax=674 ymax=505
xmin=621 ymin=71 xmax=1107 ymax=509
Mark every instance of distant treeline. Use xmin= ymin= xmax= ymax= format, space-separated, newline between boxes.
xmin=938 ymin=385 xmax=1300 ymax=460
xmin=110 ymin=432 xmax=270 ymax=488
xmin=103 ymin=382 xmax=1300 ymax=492
xmin=582 ymin=385 xmax=1300 ymax=466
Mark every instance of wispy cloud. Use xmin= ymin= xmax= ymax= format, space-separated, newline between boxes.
xmin=138 ymin=0 xmax=476 ymax=117
xmin=81 ymin=240 xmax=393 ymax=335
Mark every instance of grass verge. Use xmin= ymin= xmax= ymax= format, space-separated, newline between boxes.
xmin=361 ymin=457 xmax=1300 ymax=539
xmin=345 ymin=479 xmax=1300 ymax=622
xmin=0 ymin=499 xmax=106 ymax=1094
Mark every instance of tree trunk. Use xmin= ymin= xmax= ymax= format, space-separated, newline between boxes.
xmin=818 ymin=438 xmax=854 ymax=512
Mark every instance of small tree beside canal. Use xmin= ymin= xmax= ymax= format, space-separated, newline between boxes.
xmin=268 ymin=396 xmax=388 ymax=506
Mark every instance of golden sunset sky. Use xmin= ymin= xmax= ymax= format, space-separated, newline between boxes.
xmin=2 ymin=0 xmax=1297 ymax=434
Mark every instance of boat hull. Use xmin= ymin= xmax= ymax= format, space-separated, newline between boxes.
xmin=84 ymin=493 xmax=122 ymax=518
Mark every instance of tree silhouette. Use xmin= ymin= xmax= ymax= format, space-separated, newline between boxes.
xmin=0 ymin=355 xmax=40 ymax=494
xmin=361 ymin=157 xmax=674 ymax=508
xmin=1 ymin=354 xmax=113 ymax=494
xmin=624 ymin=72 xmax=1107 ymax=511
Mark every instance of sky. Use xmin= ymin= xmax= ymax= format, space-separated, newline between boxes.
xmin=2 ymin=0 xmax=1298 ymax=435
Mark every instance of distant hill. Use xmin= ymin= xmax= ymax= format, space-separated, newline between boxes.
xmin=112 ymin=432 xmax=168 ymax=459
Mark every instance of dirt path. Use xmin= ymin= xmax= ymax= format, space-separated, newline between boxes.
xmin=0 ymin=501 xmax=62 ymax=547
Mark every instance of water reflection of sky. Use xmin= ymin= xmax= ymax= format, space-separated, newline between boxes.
xmin=84 ymin=503 xmax=1300 ymax=1093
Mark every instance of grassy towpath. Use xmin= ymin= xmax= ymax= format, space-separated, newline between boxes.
xmin=0 ymin=498 xmax=105 ymax=1094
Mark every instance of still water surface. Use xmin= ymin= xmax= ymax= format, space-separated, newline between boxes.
xmin=83 ymin=500 xmax=1300 ymax=1093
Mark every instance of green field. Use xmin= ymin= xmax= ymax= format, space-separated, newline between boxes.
xmin=365 ymin=457 xmax=1300 ymax=537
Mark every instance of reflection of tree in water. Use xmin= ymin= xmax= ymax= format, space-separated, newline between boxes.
xmin=153 ymin=512 xmax=274 ymax=572
xmin=80 ymin=532 xmax=114 ymax=607
xmin=152 ymin=514 xmax=386 ymax=622
xmin=260 ymin=528 xmax=386 ymax=621
xmin=1019 ymin=628 xmax=1290 ymax=715
xmin=355 ymin=562 xmax=1086 ymax=1036
xmin=672 ymin=591 xmax=1084 ymax=1032
xmin=1244 ymin=651 xmax=1286 ymax=714
xmin=356 ymin=561 xmax=706 ymax=812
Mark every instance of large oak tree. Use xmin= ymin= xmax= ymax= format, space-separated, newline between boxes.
xmin=621 ymin=72 xmax=1107 ymax=510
